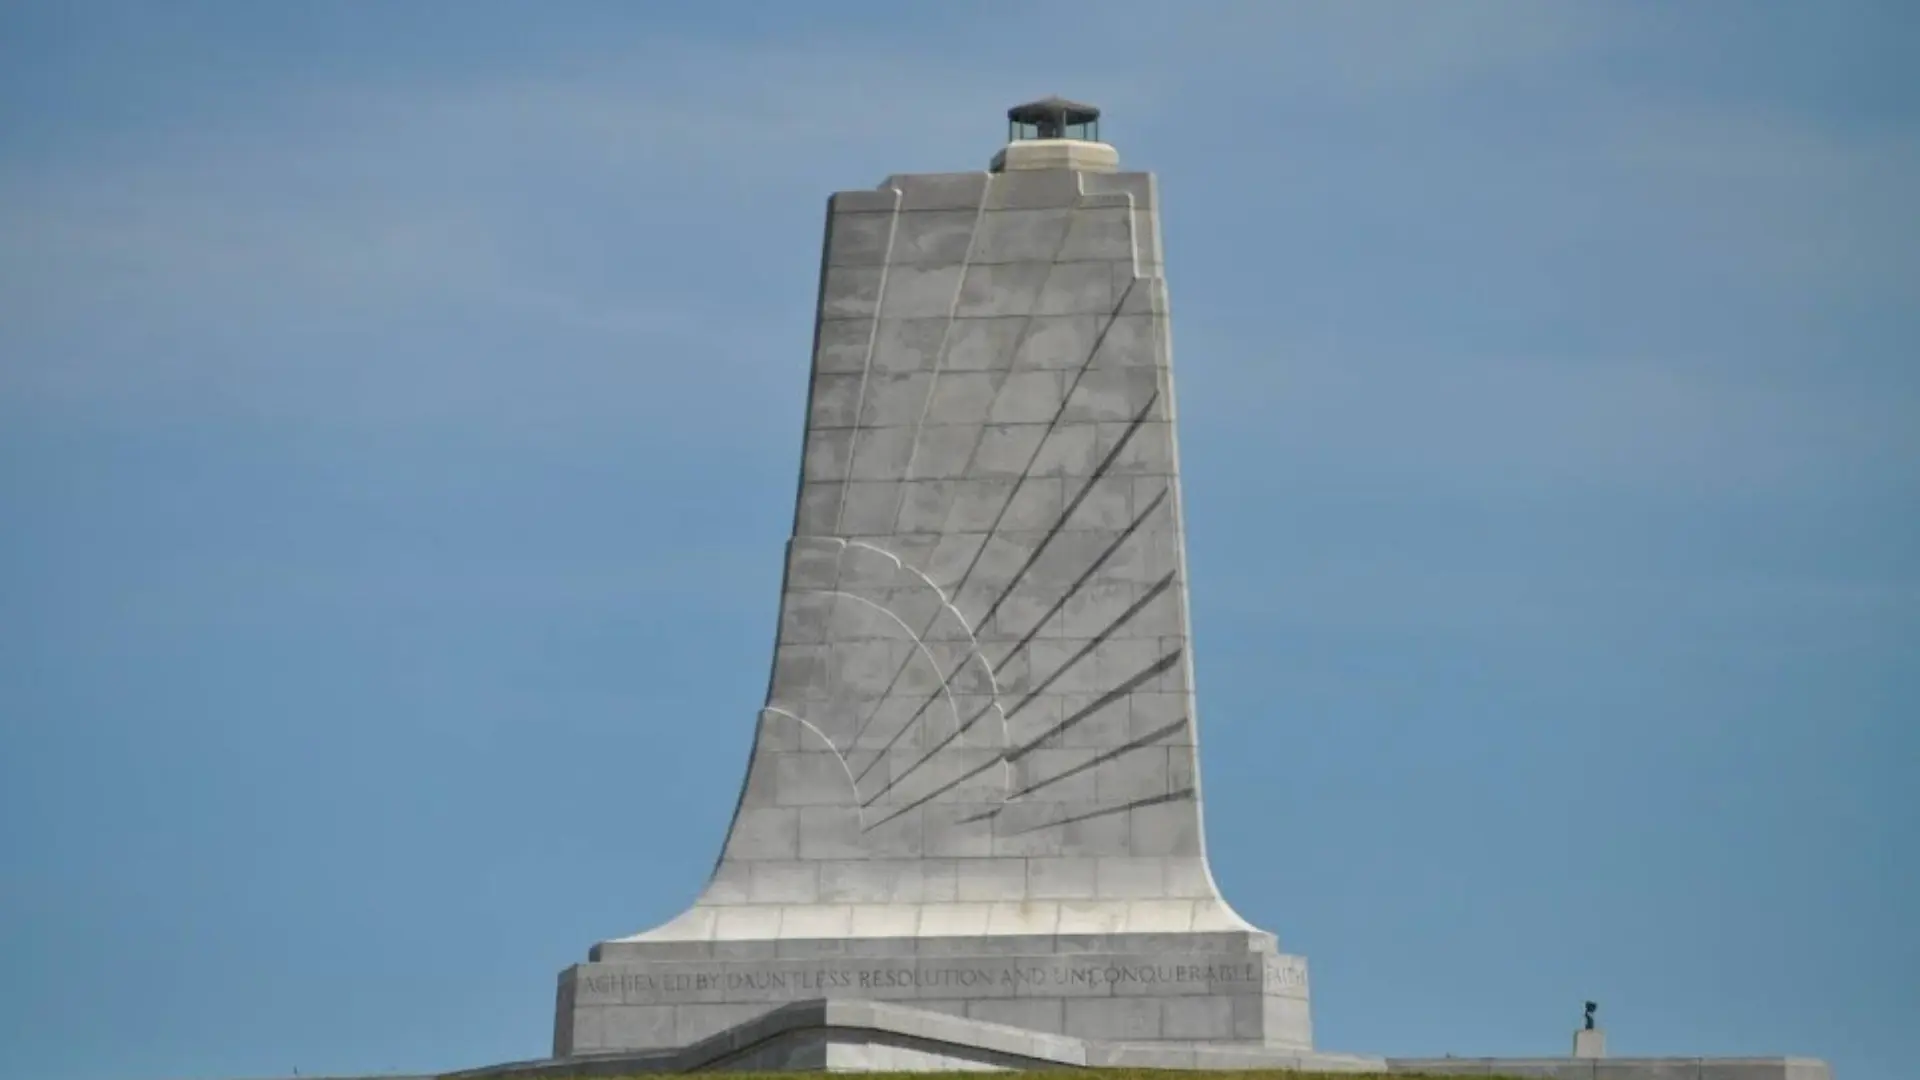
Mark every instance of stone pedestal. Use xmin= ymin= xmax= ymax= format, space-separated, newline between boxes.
xmin=556 ymin=931 xmax=1310 ymax=1054
xmin=1574 ymin=1027 xmax=1607 ymax=1058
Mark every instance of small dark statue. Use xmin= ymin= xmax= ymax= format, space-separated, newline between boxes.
xmin=1583 ymin=1001 xmax=1599 ymax=1031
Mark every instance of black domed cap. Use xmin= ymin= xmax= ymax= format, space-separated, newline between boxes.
xmin=1007 ymin=96 xmax=1101 ymax=127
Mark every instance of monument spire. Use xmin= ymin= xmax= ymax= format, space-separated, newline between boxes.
xmin=515 ymin=94 xmax=1836 ymax=1080
xmin=551 ymin=98 xmax=1323 ymax=1066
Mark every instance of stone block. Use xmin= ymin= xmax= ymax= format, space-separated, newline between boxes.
xmin=921 ymin=370 xmax=994 ymax=423
xmin=952 ymin=857 xmax=1027 ymax=901
xmin=1081 ymin=170 xmax=1158 ymax=211
xmin=954 ymin=262 xmax=1048 ymax=318
xmin=673 ymin=1003 xmax=769 ymax=1046
xmin=1065 ymin=366 xmax=1164 ymax=423
xmin=988 ymin=900 xmax=1062 ymax=936
xmin=746 ymin=860 xmax=820 ymax=903
xmin=831 ymin=189 xmax=898 ymax=214
xmin=1091 ymin=313 xmax=1164 ymax=368
xmin=1064 ymin=996 xmax=1162 ymax=1040
xmin=988 ymin=371 xmax=1066 ymax=424
xmin=826 ymin=211 xmax=895 ymax=266
xmin=792 ymin=482 xmax=842 ymax=535
xmin=888 ymin=172 xmax=990 ymax=212
xmin=984 ymin=169 xmax=1084 ymax=210
xmin=889 ymin=210 xmax=980 ymax=266
xmin=820 ymin=265 xmax=884 ymax=319
xmin=870 ymin=316 xmax=950 ymax=372
xmin=1056 ymin=206 xmax=1135 ymax=263
xmin=597 ymin=1005 xmax=677 ymax=1049
xmin=1107 ymin=1044 xmax=1201 ymax=1069
xmin=1114 ymin=271 xmax=1169 ymax=315
xmin=879 ymin=264 xmax=965 ymax=319
xmin=1017 ymin=315 xmax=1102 ymax=370
xmin=1096 ymin=855 xmax=1167 ymax=899
xmin=973 ymin=208 xmax=1076 ymax=264
xmin=813 ymin=315 xmax=876 ymax=373
xmin=1163 ymin=995 xmax=1235 ymax=1040
xmin=1124 ymin=899 xmax=1197 ymax=933
xmin=1263 ymin=992 xmax=1314 ymax=1049
xmin=848 ymin=424 xmax=918 ymax=479
xmin=911 ymin=424 xmax=985 ymax=478
xmin=1594 ymin=1063 xmax=1693 ymax=1080
xmin=1036 ymin=262 xmax=1116 ymax=316
xmin=967 ymin=996 xmax=1065 ymax=1034
xmin=719 ymin=808 xmax=799 ymax=860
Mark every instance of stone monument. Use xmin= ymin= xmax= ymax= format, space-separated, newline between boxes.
xmin=474 ymin=98 xmax=1838 ymax=1078
xmin=551 ymin=95 xmax=1323 ymax=1064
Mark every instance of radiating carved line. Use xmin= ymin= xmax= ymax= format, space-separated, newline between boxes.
xmin=841 ymin=192 xmax=1142 ymax=756
xmin=932 ymin=274 xmax=1143 ymax=606
xmin=786 ymin=538 xmax=997 ymax=763
xmin=759 ymin=705 xmax=865 ymax=828
xmin=1002 ymin=571 xmax=1178 ymax=721
xmin=859 ymin=692 xmax=998 ymax=810
xmin=861 ymin=745 xmax=1004 ymax=831
xmin=831 ymin=188 xmax=905 ymax=535
xmin=847 ymin=653 xmax=983 ymax=788
xmin=849 ymin=484 xmax=1166 ymax=787
xmin=867 ymin=568 xmax=1167 ymax=803
xmin=842 ymin=200 xmax=1084 ymax=756
xmin=972 ymin=394 xmax=1161 ymax=636
xmin=1006 ymin=648 xmax=1183 ymax=761
xmin=843 ymin=311 xmax=1098 ymax=772
xmin=990 ymin=485 xmax=1169 ymax=672
xmin=1006 ymin=787 xmax=1195 ymax=836
xmin=846 ymin=401 xmax=1161 ymax=780
xmin=788 ymin=589 xmax=963 ymax=779
xmin=778 ymin=537 xmax=987 ymax=788
xmin=864 ymin=591 xmax=1178 ymax=812
xmin=837 ymin=539 xmax=992 ymax=666
xmin=882 ymin=181 xmax=993 ymax=535
xmin=1005 ymin=718 xmax=1188 ymax=800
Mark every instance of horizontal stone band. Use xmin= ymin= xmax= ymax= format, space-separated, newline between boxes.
xmin=565 ymin=951 xmax=1309 ymax=1008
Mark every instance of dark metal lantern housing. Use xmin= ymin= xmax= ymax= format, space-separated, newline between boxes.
xmin=1007 ymin=96 xmax=1100 ymax=143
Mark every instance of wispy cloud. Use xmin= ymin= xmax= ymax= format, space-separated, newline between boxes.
xmin=1 ymin=2 xmax=1913 ymax=501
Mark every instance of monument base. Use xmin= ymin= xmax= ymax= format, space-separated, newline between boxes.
xmin=555 ymin=931 xmax=1310 ymax=1056
xmin=478 ymin=999 xmax=1379 ymax=1077
xmin=448 ymin=1000 xmax=1834 ymax=1079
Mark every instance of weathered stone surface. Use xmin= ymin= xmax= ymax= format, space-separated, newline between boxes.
xmin=446 ymin=1000 xmax=1833 ymax=1079
xmin=560 ymin=945 xmax=1307 ymax=1052
xmin=553 ymin=126 xmax=1309 ymax=1059
xmin=473 ymin=1000 xmax=1380 ymax=1077
xmin=527 ymin=114 xmax=1836 ymax=1080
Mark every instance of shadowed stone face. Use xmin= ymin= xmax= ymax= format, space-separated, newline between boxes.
xmin=707 ymin=165 xmax=1235 ymax=920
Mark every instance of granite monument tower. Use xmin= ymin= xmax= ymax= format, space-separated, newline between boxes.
xmin=552 ymin=96 xmax=1318 ymax=1063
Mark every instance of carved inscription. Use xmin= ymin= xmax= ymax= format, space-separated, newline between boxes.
xmin=574 ymin=958 xmax=1307 ymax=1004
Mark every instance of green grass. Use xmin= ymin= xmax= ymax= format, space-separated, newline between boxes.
xmin=469 ymin=1073 xmax=1502 ymax=1080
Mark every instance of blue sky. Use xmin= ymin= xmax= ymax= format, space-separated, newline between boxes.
xmin=1 ymin=2 xmax=1914 ymax=1079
